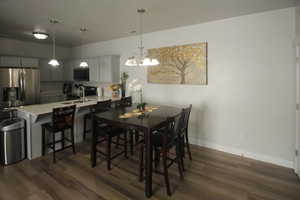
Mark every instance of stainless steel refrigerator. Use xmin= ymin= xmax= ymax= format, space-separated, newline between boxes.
xmin=0 ymin=67 xmax=40 ymax=108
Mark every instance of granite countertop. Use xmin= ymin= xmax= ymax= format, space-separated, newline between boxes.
xmin=17 ymin=96 xmax=121 ymax=117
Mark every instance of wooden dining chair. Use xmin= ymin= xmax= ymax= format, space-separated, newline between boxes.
xmin=41 ymin=105 xmax=76 ymax=163
xmin=115 ymin=96 xmax=142 ymax=154
xmin=139 ymin=111 xmax=185 ymax=196
xmin=83 ymin=100 xmax=112 ymax=140
xmin=91 ymin=100 xmax=128 ymax=170
xmin=183 ymin=104 xmax=192 ymax=160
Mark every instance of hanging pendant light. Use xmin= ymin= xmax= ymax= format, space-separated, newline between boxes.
xmin=79 ymin=28 xmax=89 ymax=68
xmin=125 ymin=8 xmax=159 ymax=67
xmin=48 ymin=19 xmax=60 ymax=67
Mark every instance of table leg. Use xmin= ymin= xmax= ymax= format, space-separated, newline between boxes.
xmin=145 ymin=128 xmax=153 ymax=198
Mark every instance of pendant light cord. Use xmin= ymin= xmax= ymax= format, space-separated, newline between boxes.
xmin=53 ymin=29 xmax=56 ymax=59
xmin=139 ymin=10 xmax=144 ymax=58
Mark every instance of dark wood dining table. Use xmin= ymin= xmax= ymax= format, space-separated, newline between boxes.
xmin=91 ymin=104 xmax=182 ymax=198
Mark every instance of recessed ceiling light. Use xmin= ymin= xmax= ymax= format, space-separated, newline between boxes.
xmin=32 ymin=32 xmax=49 ymax=40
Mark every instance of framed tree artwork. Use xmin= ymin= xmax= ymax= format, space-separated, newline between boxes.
xmin=147 ymin=42 xmax=207 ymax=85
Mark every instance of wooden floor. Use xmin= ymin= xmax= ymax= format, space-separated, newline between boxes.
xmin=1 ymin=141 xmax=300 ymax=200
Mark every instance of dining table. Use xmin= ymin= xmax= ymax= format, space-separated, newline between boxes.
xmin=91 ymin=104 xmax=182 ymax=198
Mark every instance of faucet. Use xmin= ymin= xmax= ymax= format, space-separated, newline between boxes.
xmin=79 ymin=86 xmax=85 ymax=102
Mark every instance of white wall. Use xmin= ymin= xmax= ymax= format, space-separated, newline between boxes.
xmin=0 ymin=37 xmax=71 ymax=59
xmin=72 ymin=8 xmax=296 ymax=168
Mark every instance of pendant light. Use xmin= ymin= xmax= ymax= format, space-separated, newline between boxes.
xmin=125 ymin=8 xmax=159 ymax=67
xmin=48 ymin=19 xmax=60 ymax=67
xmin=79 ymin=28 xmax=88 ymax=68
xmin=32 ymin=31 xmax=49 ymax=40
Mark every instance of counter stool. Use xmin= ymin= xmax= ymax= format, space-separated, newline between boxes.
xmin=90 ymin=100 xmax=128 ymax=170
xmin=41 ymin=105 xmax=76 ymax=163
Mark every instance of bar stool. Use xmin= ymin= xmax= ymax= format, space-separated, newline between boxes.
xmin=41 ymin=105 xmax=76 ymax=163
xmin=90 ymin=100 xmax=128 ymax=170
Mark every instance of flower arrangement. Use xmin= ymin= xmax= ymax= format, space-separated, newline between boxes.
xmin=110 ymin=84 xmax=121 ymax=91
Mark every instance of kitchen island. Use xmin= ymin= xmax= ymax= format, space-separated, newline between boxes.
xmin=17 ymin=96 xmax=121 ymax=160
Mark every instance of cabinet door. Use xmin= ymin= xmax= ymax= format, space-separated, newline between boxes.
xmin=51 ymin=65 xmax=63 ymax=81
xmin=88 ymin=58 xmax=99 ymax=82
xmin=21 ymin=58 xmax=39 ymax=68
xmin=0 ymin=56 xmax=21 ymax=67
xmin=39 ymin=59 xmax=52 ymax=82
xmin=63 ymin=60 xmax=74 ymax=81
xmin=99 ymin=56 xmax=112 ymax=83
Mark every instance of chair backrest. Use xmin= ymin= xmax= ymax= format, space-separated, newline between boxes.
xmin=52 ymin=105 xmax=76 ymax=130
xmin=91 ymin=99 xmax=112 ymax=113
xmin=162 ymin=109 xmax=185 ymax=147
xmin=183 ymin=104 xmax=192 ymax=131
xmin=115 ymin=96 xmax=132 ymax=108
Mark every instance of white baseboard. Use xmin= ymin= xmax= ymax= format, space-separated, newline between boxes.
xmin=189 ymin=137 xmax=294 ymax=169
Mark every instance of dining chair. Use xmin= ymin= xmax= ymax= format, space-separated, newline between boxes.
xmin=183 ymin=104 xmax=192 ymax=160
xmin=41 ymin=105 xmax=76 ymax=163
xmin=83 ymin=99 xmax=112 ymax=140
xmin=139 ymin=111 xmax=185 ymax=196
xmin=91 ymin=100 xmax=128 ymax=170
xmin=115 ymin=96 xmax=142 ymax=154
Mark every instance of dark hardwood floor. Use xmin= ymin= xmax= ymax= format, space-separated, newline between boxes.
xmin=1 ymin=140 xmax=300 ymax=200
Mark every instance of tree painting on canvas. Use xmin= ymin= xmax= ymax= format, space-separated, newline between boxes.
xmin=147 ymin=42 xmax=207 ymax=85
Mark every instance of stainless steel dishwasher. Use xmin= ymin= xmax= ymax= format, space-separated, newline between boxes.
xmin=0 ymin=118 xmax=26 ymax=165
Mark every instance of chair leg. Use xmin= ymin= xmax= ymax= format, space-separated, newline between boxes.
xmin=139 ymin=144 xmax=144 ymax=182
xmin=52 ymin=132 xmax=56 ymax=163
xmin=130 ymin=130 xmax=134 ymax=155
xmin=163 ymin=149 xmax=171 ymax=196
xmin=42 ymin=126 xmax=46 ymax=156
xmin=115 ymin=135 xmax=120 ymax=149
xmin=185 ymin=131 xmax=192 ymax=160
xmin=176 ymin=144 xmax=184 ymax=180
xmin=71 ymin=128 xmax=76 ymax=154
xmin=124 ymin=131 xmax=128 ymax=158
xmin=154 ymin=149 xmax=160 ymax=169
xmin=106 ymin=135 xmax=112 ymax=170
xmin=91 ymin=121 xmax=97 ymax=168
xmin=83 ymin=116 xmax=87 ymax=141
xmin=62 ymin=130 xmax=65 ymax=149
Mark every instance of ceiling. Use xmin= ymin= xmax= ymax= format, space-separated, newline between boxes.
xmin=0 ymin=0 xmax=296 ymax=47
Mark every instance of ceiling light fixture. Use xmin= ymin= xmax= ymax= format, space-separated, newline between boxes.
xmin=32 ymin=31 xmax=49 ymax=40
xmin=79 ymin=28 xmax=88 ymax=68
xmin=125 ymin=8 xmax=159 ymax=67
xmin=48 ymin=19 xmax=60 ymax=67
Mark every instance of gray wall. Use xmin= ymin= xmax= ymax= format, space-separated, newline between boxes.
xmin=72 ymin=8 xmax=296 ymax=168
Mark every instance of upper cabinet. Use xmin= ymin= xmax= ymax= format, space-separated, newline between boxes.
xmin=99 ymin=55 xmax=120 ymax=83
xmin=88 ymin=58 xmax=100 ymax=82
xmin=63 ymin=56 xmax=120 ymax=83
xmin=0 ymin=56 xmax=39 ymax=68
xmin=0 ymin=56 xmax=21 ymax=67
xmin=21 ymin=58 xmax=39 ymax=68
xmin=40 ymin=59 xmax=64 ymax=82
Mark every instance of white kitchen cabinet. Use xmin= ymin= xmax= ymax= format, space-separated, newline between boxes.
xmin=63 ymin=60 xmax=76 ymax=81
xmin=40 ymin=59 xmax=52 ymax=82
xmin=21 ymin=58 xmax=39 ymax=68
xmin=51 ymin=64 xmax=64 ymax=81
xmin=88 ymin=58 xmax=99 ymax=82
xmin=40 ymin=59 xmax=64 ymax=82
xmin=99 ymin=55 xmax=120 ymax=83
xmin=0 ymin=56 xmax=21 ymax=67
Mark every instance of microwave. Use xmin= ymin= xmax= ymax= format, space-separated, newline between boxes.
xmin=73 ymin=68 xmax=89 ymax=81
